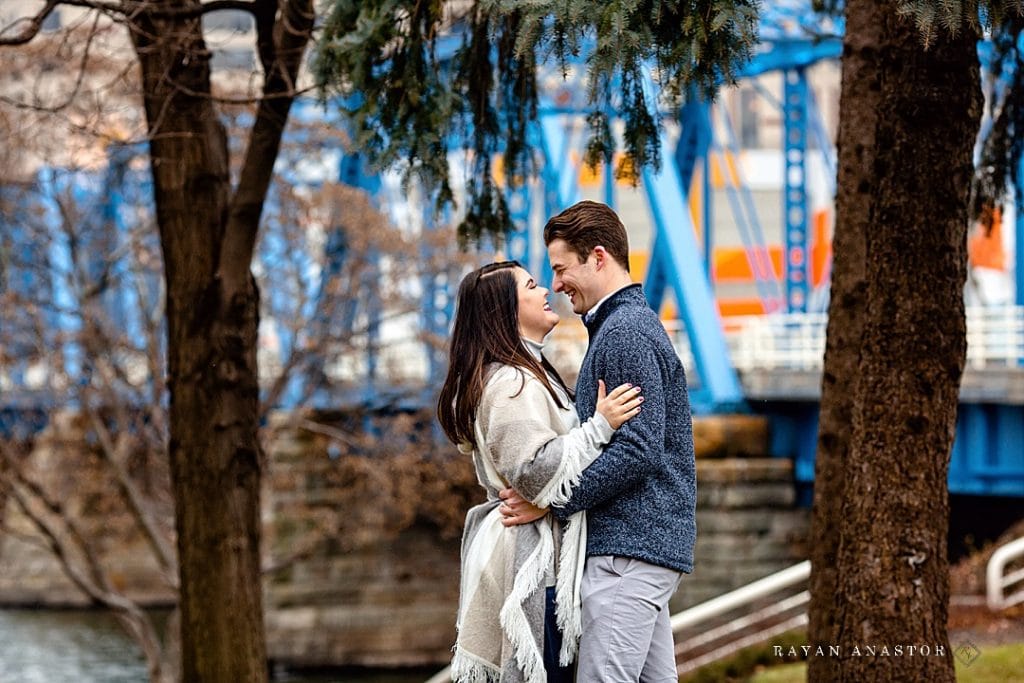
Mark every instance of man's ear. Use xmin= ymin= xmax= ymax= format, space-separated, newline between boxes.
xmin=593 ymin=246 xmax=608 ymax=270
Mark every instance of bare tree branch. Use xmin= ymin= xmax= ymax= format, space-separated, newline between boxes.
xmin=0 ymin=0 xmax=62 ymax=46
xmin=0 ymin=0 xmax=264 ymax=46
xmin=86 ymin=410 xmax=178 ymax=584
xmin=3 ymin=11 xmax=106 ymax=112
xmin=252 ymin=0 xmax=277 ymax=77
xmin=0 ymin=522 xmax=54 ymax=552
xmin=0 ymin=444 xmax=170 ymax=681
xmin=137 ymin=0 xmax=259 ymax=18
xmin=12 ymin=481 xmax=169 ymax=678
xmin=296 ymin=418 xmax=358 ymax=447
xmin=218 ymin=0 xmax=314 ymax=296
xmin=152 ymin=81 xmax=318 ymax=105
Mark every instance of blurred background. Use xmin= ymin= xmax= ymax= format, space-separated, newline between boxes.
xmin=1 ymin=1 xmax=1022 ymax=681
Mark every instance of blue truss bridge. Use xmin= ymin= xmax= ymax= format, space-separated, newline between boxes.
xmin=2 ymin=1 xmax=1022 ymax=499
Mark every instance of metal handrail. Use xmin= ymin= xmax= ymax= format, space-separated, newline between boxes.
xmin=678 ymin=613 xmax=809 ymax=675
xmin=986 ymin=535 xmax=1024 ymax=611
xmin=672 ymin=560 xmax=810 ymax=674
xmin=671 ymin=561 xmax=810 ymax=631
xmin=679 ymin=590 xmax=809 ymax=653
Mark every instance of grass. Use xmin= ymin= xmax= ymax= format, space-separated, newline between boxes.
xmin=678 ymin=630 xmax=808 ymax=683
xmin=744 ymin=643 xmax=1024 ymax=683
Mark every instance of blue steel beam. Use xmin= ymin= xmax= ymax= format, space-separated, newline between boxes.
xmin=504 ymin=181 xmax=533 ymax=269
xmin=537 ymin=109 xmax=583 ymax=209
xmin=768 ymin=399 xmax=1024 ymax=502
xmin=783 ymin=68 xmax=810 ymax=312
xmin=674 ymin=98 xmax=713 ymax=194
xmin=641 ymin=124 xmax=746 ymax=412
xmin=702 ymin=152 xmax=713 ymax=276
xmin=740 ymin=40 xmax=843 ymax=79
xmin=674 ymin=98 xmax=714 ymax=276
xmin=950 ymin=403 xmax=1024 ymax=496
xmin=542 ymin=79 xmax=744 ymax=411
xmin=643 ymin=233 xmax=670 ymax=315
xmin=1018 ymin=155 xmax=1024 ymax=309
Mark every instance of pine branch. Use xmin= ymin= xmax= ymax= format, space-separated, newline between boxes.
xmin=313 ymin=0 xmax=759 ymax=242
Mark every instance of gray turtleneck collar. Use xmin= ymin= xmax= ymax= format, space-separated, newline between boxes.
xmin=522 ymin=336 xmax=544 ymax=361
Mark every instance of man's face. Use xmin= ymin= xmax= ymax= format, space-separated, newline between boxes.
xmin=548 ymin=238 xmax=599 ymax=315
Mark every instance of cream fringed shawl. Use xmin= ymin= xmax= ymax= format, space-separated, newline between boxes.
xmin=451 ymin=364 xmax=612 ymax=683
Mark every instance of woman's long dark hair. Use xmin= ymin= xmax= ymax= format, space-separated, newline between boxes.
xmin=437 ymin=261 xmax=574 ymax=448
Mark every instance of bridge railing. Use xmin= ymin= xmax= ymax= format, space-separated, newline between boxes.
xmin=7 ymin=307 xmax=1021 ymax=403
xmin=987 ymin=535 xmax=1024 ymax=611
xmin=965 ymin=305 xmax=1024 ymax=368
xmin=716 ymin=305 xmax=1024 ymax=372
xmin=724 ymin=313 xmax=827 ymax=371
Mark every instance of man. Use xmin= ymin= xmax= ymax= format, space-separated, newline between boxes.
xmin=500 ymin=200 xmax=696 ymax=682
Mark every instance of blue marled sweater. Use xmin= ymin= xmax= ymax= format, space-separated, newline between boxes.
xmin=554 ymin=284 xmax=696 ymax=573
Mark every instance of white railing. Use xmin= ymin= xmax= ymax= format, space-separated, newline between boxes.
xmin=725 ymin=313 xmax=827 ymax=371
xmin=672 ymin=560 xmax=810 ymax=675
xmin=720 ymin=305 xmax=1024 ymax=372
xmin=965 ymin=306 xmax=1024 ymax=368
xmin=987 ymin=535 xmax=1024 ymax=611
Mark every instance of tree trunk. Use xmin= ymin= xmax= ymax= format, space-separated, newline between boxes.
xmin=130 ymin=15 xmax=267 ymax=683
xmin=808 ymin=2 xmax=981 ymax=682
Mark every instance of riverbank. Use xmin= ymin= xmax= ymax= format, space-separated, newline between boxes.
xmin=0 ymin=608 xmax=435 ymax=683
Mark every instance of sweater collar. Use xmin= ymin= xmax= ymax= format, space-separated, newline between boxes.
xmin=583 ymin=283 xmax=646 ymax=336
xmin=522 ymin=336 xmax=545 ymax=361
xmin=583 ymin=289 xmax=620 ymax=324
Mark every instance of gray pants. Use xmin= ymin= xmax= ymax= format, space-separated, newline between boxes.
xmin=576 ymin=555 xmax=682 ymax=683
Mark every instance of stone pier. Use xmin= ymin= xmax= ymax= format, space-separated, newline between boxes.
xmin=676 ymin=458 xmax=809 ymax=611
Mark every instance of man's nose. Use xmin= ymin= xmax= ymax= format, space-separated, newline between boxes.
xmin=552 ymin=277 xmax=564 ymax=292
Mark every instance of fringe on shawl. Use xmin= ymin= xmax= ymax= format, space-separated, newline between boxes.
xmin=532 ymin=420 xmax=590 ymax=665
xmin=451 ymin=647 xmax=502 ymax=683
xmin=532 ymin=423 xmax=593 ymax=509
xmin=554 ymin=512 xmax=585 ymax=666
xmin=497 ymin=530 xmax=552 ymax=683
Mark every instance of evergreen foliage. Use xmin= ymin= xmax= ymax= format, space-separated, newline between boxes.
xmin=895 ymin=1 xmax=1021 ymax=45
xmin=314 ymin=0 xmax=759 ymax=245
xmin=819 ymin=0 xmax=1024 ymax=225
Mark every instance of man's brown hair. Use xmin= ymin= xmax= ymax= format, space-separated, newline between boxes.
xmin=543 ymin=200 xmax=630 ymax=272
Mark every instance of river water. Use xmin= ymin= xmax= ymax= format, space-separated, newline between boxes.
xmin=0 ymin=609 xmax=433 ymax=683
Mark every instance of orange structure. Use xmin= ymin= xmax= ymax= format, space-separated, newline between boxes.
xmin=969 ymin=206 xmax=1007 ymax=271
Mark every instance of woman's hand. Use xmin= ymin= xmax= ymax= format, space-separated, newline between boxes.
xmin=595 ymin=379 xmax=644 ymax=429
xmin=498 ymin=488 xmax=549 ymax=527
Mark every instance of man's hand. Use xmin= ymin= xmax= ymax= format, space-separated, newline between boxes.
xmin=498 ymin=488 xmax=548 ymax=526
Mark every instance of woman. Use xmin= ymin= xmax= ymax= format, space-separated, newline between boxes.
xmin=437 ymin=261 xmax=643 ymax=683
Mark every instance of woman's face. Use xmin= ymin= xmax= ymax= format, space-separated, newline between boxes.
xmin=515 ymin=267 xmax=560 ymax=342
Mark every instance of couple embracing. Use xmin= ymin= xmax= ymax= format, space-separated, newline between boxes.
xmin=437 ymin=201 xmax=697 ymax=683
